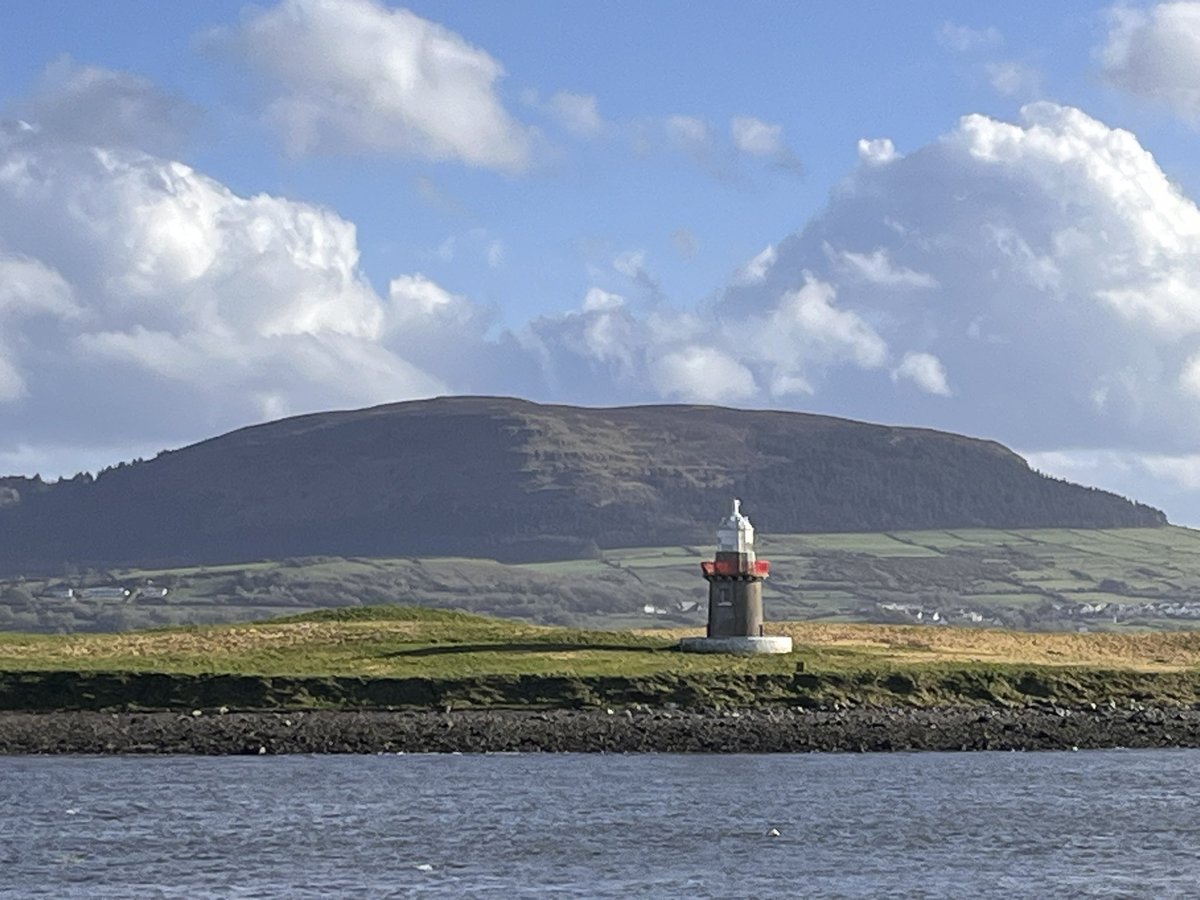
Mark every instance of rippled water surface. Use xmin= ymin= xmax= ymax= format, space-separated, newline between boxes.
xmin=3 ymin=750 xmax=1200 ymax=898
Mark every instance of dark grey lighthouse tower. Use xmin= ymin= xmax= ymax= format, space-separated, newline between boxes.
xmin=680 ymin=499 xmax=793 ymax=655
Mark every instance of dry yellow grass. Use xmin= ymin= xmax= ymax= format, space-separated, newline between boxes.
xmin=0 ymin=621 xmax=424 ymax=662
xmin=7 ymin=612 xmax=1200 ymax=677
xmin=0 ymin=612 xmax=593 ymax=676
xmin=650 ymin=623 xmax=1200 ymax=672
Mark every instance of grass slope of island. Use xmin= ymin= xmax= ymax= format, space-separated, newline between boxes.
xmin=6 ymin=606 xmax=1200 ymax=714
xmin=11 ymin=607 xmax=1200 ymax=753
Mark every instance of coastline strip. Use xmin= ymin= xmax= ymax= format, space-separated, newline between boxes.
xmin=1 ymin=706 xmax=1197 ymax=754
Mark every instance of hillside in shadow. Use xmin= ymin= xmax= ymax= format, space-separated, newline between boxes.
xmin=0 ymin=396 xmax=1165 ymax=574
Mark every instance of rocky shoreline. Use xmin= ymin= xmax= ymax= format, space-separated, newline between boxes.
xmin=4 ymin=704 xmax=1200 ymax=754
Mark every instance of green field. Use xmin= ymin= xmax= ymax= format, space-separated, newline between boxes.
xmin=6 ymin=604 xmax=1200 ymax=676
xmin=6 ymin=606 xmax=1200 ymax=712
xmin=5 ymin=526 xmax=1200 ymax=634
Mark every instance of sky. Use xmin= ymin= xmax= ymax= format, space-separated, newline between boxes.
xmin=4 ymin=2 xmax=1200 ymax=523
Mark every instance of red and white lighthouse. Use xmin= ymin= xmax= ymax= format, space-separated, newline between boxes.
xmin=681 ymin=499 xmax=793 ymax=655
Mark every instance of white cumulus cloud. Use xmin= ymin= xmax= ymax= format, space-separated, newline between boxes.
xmin=1140 ymin=453 xmax=1200 ymax=490
xmin=731 ymin=116 xmax=783 ymax=156
xmin=0 ymin=122 xmax=465 ymax=450
xmin=734 ymin=244 xmax=777 ymax=285
xmin=986 ymin=61 xmax=1041 ymax=97
xmin=388 ymin=274 xmax=473 ymax=324
xmin=650 ymin=346 xmax=757 ymax=404
xmin=719 ymin=102 xmax=1200 ymax=455
xmin=857 ymin=138 xmax=899 ymax=165
xmin=832 ymin=247 xmax=938 ymax=288
xmin=1179 ymin=352 xmax=1200 ymax=399
xmin=892 ymin=352 xmax=952 ymax=396
xmin=582 ymin=288 xmax=625 ymax=312
xmin=754 ymin=276 xmax=889 ymax=374
xmin=221 ymin=0 xmax=533 ymax=170
xmin=545 ymin=91 xmax=603 ymax=137
xmin=731 ymin=115 xmax=801 ymax=171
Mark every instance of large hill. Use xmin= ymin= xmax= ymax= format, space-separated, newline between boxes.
xmin=0 ymin=396 xmax=1165 ymax=574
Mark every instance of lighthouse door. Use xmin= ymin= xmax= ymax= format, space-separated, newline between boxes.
xmin=711 ymin=583 xmax=736 ymax=635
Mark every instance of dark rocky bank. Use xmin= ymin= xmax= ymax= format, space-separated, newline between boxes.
xmin=4 ymin=705 xmax=1200 ymax=754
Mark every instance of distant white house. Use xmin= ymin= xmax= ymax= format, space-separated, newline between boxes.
xmin=642 ymin=600 xmax=702 ymax=616
xmin=73 ymin=587 xmax=132 ymax=601
xmin=65 ymin=585 xmax=168 ymax=601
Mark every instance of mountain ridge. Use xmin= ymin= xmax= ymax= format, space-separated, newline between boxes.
xmin=0 ymin=396 xmax=1166 ymax=574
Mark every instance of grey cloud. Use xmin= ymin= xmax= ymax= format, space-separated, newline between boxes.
xmin=523 ymin=90 xmax=604 ymax=138
xmin=613 ymin=250 xmax=663 ymax=300
xmin=18 ymin=56 xmax=199 ymax=156
xmin=671 ymin=229 xmax=699 ymax=259
xmin=730 ymin=116 xmax=803 ymax=175
xmin=1100 ymin=3 xmax=1200 ymax=123
xmin=936 ymin=22 xmax=1004 ymax=53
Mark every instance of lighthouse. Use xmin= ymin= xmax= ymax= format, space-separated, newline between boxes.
xmin=680 ymin=499 xmax=793 ymax=655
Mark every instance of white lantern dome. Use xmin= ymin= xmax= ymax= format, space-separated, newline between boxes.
xmin=716 ymin=498 xmax=756 ymax=557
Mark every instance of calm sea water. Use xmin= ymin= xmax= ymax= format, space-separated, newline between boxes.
xmin=1 ymin=750 xmax=1199 ymax=898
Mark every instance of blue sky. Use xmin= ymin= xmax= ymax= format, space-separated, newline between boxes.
xmin=3 ymin=1 xmax=1200 ymax=523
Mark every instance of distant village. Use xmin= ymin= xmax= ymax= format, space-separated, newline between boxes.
xmin=867 ymin=597 xmax=1200 ymax=630
xmin=9 ymin=570 xmax=1200 ymax=635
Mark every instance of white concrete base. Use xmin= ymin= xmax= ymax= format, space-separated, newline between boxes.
xmin=678 ymin=635 xmax=794 ymax=655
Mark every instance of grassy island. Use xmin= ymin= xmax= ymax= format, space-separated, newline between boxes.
xmin=4 ymin=606 xmax=1200 ymax=713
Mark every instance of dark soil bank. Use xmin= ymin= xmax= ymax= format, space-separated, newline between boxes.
xmin=4 ymin=705 xmax=1200 ymax=754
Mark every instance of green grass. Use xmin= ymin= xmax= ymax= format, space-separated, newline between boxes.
xmin=8 ymin=606 xmax=1200 ymax=712
xmin=0 ymin=606 xmax=787 ymax=683
xmin=4 ymin=603 xmax=1200 ymax=678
